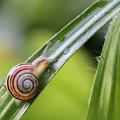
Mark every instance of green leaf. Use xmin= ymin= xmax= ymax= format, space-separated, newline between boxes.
xmin=0 ymin=1 xmax=120 ymax=120
xmin=86 ymin=12 xmax=120 ymax=120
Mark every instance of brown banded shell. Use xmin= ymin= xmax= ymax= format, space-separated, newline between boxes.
xmin=6 ymin=64 xmax=39 ymax=100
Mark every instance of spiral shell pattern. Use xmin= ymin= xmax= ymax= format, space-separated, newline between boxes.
xmin=6 ymin=64 xmax=39 ymax=100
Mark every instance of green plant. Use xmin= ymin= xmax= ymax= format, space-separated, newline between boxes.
xmin=0 ymin=0 xmax=120 ymax=120
xmin=86 ymin=12 xmax=120 ymax=120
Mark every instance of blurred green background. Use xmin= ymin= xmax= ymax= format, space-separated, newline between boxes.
xmin=0 ymin=0 xmax=107 ymax=120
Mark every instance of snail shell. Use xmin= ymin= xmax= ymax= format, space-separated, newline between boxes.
xmin=6 ymin=64 xmax=39 ymax=100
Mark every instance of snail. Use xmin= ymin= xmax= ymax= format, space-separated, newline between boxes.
xmin=6 ymin=43 xmax=52 ymax=101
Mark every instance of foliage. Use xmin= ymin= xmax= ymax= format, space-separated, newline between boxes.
xmin=0 ymin=0 xmax=120 ymax=120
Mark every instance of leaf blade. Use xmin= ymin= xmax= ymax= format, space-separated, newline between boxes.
xmin=86 ymin=12 xmax=120 ymax=120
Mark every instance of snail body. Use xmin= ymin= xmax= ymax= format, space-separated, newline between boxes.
xmin=6 ymin=43 xmax=51 ymax=100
